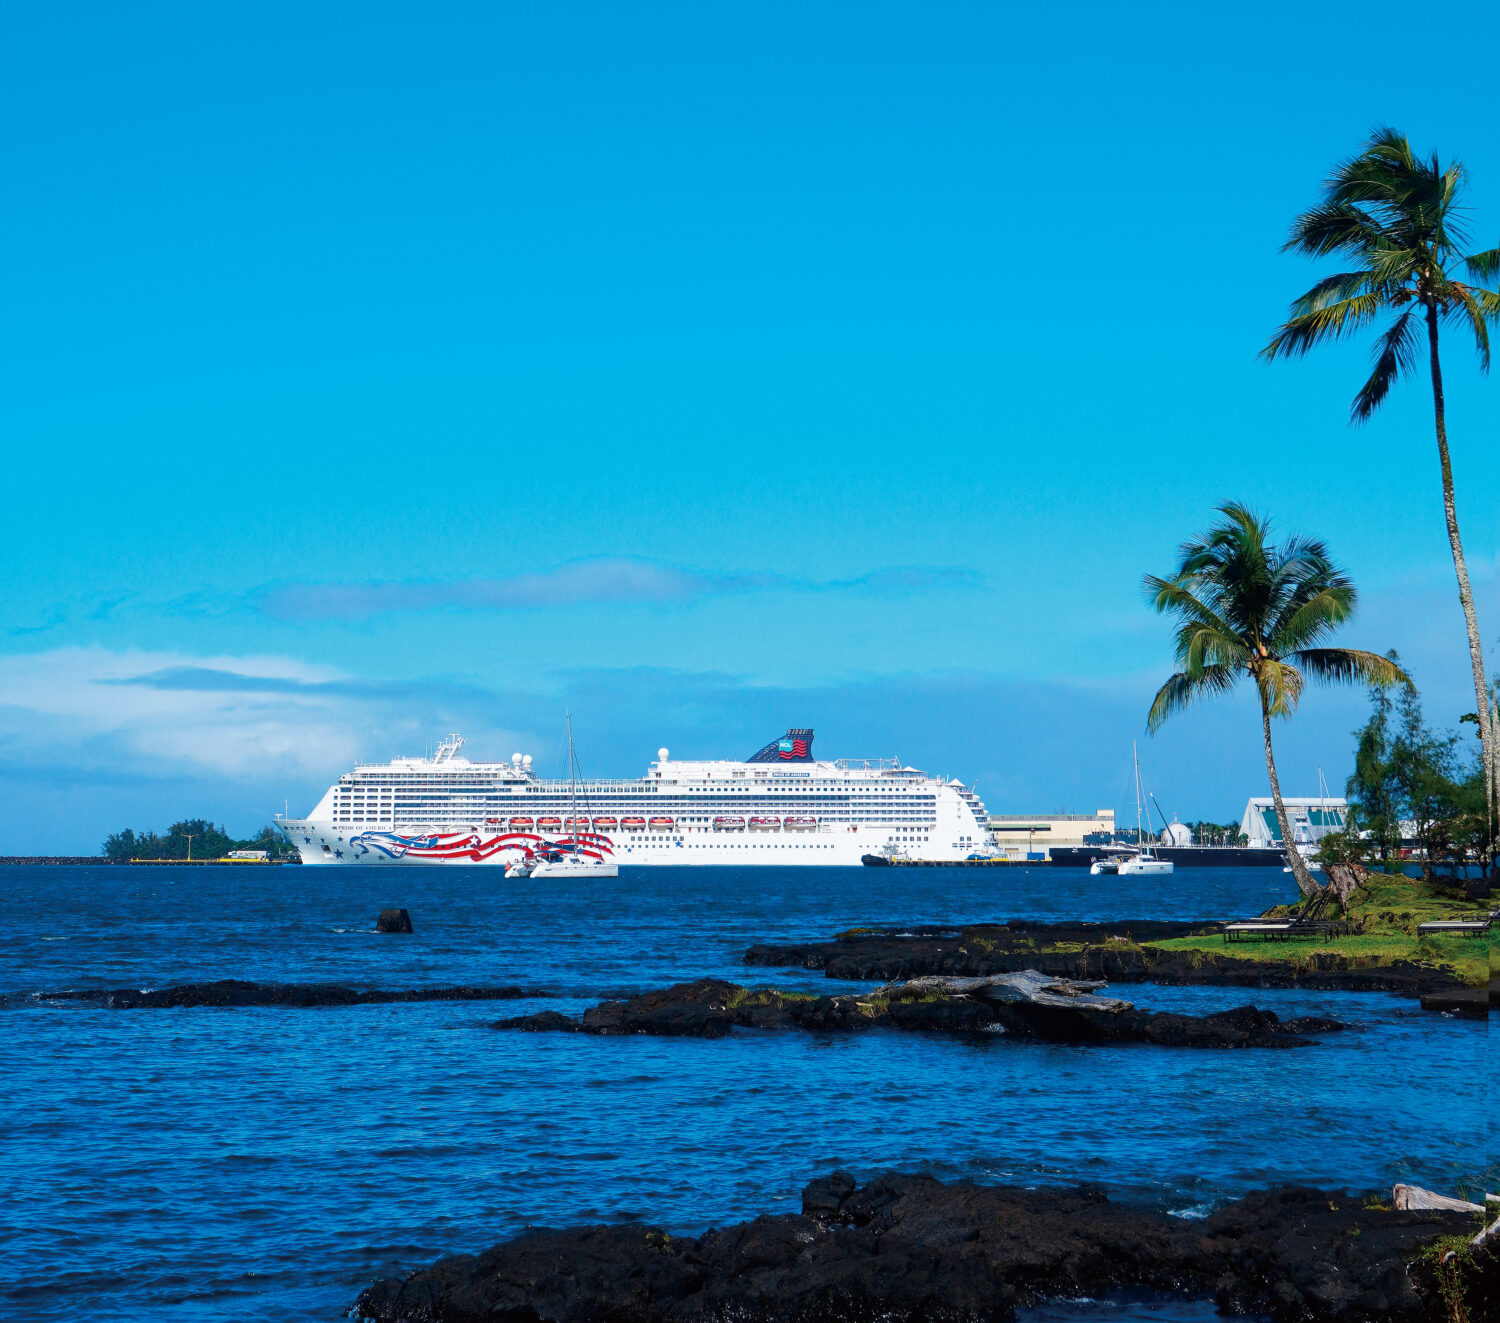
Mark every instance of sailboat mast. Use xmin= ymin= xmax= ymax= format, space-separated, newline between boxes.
xmin=567 ymin=712 xmax=576 ymax=854
xmin=1133 ymin=741 xmax=1143 ymax=845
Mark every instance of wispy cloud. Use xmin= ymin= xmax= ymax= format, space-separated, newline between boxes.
xmin=258 ymin=557 xmax=985 ymax=621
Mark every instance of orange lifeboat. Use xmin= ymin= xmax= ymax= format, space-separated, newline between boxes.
xmin=508 ymin=816 xmax=535 ymax=831
xmin=537 ymin=816 xmax=563 ymax=831
xmin=564 ymin=817 xmax=591 ymax=832
xmin=592 ymin=816 xmax=619 ymax=831
xmin=621 ymin=816 xmax=647 ymax=830
xmin=649 ymin=816 xmax=674 ymax=831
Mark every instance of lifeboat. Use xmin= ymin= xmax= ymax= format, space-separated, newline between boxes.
xmin=621 ymin=816 xmax=647 ymax=830
xmin=649 ymin=816 xmax=675 ymax=831
xmin=713 ymin=816 xmax=747 ymax=832
xmin=748 ymin=816 xmax=781 ymax=832
xmin=592 ymin=816 xmax=619 ymax=831
xmin=564 ymin=817 xmax=591 ymax=832
xmin=508 ymin=817 xmax=535 ymax=831
xmin=485 ymin=817 xmax=504 ymax=825
xmin=783 ymin=817 xmax=818 ymax=832
xmin=537 ymin=816 xmax=563 ymax=831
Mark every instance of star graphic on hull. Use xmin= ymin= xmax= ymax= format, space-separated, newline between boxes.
xmin=334 ymin=849 xmax=343 ymax=859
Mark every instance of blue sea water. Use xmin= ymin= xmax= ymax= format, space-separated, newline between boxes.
xmin=1 ymin=863 xmax=1489 ymax=1321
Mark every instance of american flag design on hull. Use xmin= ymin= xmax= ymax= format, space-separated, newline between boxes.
xmin=349 ymin=830 xmax=615 ymax=863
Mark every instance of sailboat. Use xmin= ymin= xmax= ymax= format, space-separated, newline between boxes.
xmin=1116 ymin=742 xmax=1173 ymax=876
xmin=505 ymin=715 xmax=618 ymax=879
xmin=1282 ymin=767 xmax=1334 ymax=874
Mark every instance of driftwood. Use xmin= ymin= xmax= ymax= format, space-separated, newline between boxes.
xmin=875 ymin=970 xmax=1135 ymax=1014
xmin=1391 ymin=1183 xmax=1484 ymax=1214
xmin=1477 ymin=1195 xmax=1500 ymax=1248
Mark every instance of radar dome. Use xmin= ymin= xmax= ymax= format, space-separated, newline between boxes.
xmin=658 ymin=747 xmax=670 ymax=762
xmin=1162 ymin=820 xmax=1193 ymax=847
xmin=522 ymin=754 xmax=533 ymax=768
xmin=512 ymin=753 xmax=522 ymax=766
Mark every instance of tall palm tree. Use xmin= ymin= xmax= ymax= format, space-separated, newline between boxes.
xmin=1145 ymin=503 xmax=1407 ymax=898
xmin=1262 ymin=127 xmax=1499 ymax=865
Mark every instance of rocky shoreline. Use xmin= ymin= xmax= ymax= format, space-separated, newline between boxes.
xmin=494 ymin=976 xmax=1346 ymax=1048
xmin=744 ymin=920 xmax=1477 ymax=1000
xmin=352 ymin=1170 xmax=1492 ymax=1321
xmin=32 ymin=979 xmax=539 ymax=1009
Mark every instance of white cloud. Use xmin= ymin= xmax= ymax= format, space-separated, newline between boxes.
xmin=0 ymin=647 xmax=372 ymax=779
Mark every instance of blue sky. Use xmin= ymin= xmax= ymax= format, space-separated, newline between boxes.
xmin=2 ymin=1 xmax=1495 ymax=851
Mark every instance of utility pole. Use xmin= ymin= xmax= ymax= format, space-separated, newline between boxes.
xmin=184 ymin=832 xmax=197 ymax=862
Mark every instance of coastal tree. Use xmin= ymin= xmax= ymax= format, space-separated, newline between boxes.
xmin=1262 ymin=127 xmax=1500 ymax=869
xmin=1143 ymin=502 xmax=1406 ymax=901
xmin=1344 ymin=652 xmax=1406 ymax=867
xmin=1389 ymin=684 xmax=1464 ymax=881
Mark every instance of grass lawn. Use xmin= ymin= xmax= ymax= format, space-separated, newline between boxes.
xmin=1145 ymin=871 xmax=1491 ymax=987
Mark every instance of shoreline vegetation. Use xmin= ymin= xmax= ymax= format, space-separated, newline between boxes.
xmin=744 ymin=873 xmax=1489 ymax=1003
xmin=101 ymin=818 xmax=298 ymax=862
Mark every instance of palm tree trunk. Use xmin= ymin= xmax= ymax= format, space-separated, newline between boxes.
xmin=1426 ymin=303 xmax=1498 ymax=872
xmin=1261 ymin=697 xmax=1319 ymax=899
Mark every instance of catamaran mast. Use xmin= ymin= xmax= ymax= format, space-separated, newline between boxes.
xmin=1133 ymin=741 xmax=1143 ymax=846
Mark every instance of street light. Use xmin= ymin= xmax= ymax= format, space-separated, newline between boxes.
xmin=184 ymin=832 xmax=197 ymax=862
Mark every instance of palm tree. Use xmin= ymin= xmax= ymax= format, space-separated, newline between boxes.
xmin=1145 ymin=503 xmax=1407 ymax=899
xmin=1262 ymin=127 xmax=1499 ymax=867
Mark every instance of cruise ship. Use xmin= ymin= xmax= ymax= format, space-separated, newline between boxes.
xmin=276 ymin=728 xmax=998 ymax=866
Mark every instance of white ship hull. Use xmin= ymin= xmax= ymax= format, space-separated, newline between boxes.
xmin=277 ymin=728 xmax=997 ymax=868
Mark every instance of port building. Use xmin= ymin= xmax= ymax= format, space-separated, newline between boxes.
xmin=1238 ymin=797 xmax=1347 ymax=849
xmin=988 ymin=810 xmax=1116 ymax=856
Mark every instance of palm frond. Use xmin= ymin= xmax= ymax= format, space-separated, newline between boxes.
xmin=1466 ymin=247 xmax=1499 ymax=282
xmin=1351 ymin=308 xmax=1420 ymax=420
xmin=1143 ymin=574 xmax=1239 ymax=640
xmin=1441 ymin=287 xmax=1492 ymax=371
xmin=1262 ymin=293 xmax=1384 ymax=360
xmin=1286 ymin=270 xmax=1377 ymax=312
xmin=1146 ymin=666 xmax=1237 ymax=733
xmin=1292 ymin=648 xmax=1409 ymax=689
xmin=1272 ymin=585 xmax=1358 ymax=652
xmin=1256 ymin=659 xmax=1305 ymax=718
xmin=1177 ymin=622 xmax=1249 ymax=675
xmin=1283 ymin=203 xmax=1385 ymax=259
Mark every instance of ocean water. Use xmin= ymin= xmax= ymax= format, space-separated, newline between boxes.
xmin=1 ymin=863 xmax=1489 ymax=1321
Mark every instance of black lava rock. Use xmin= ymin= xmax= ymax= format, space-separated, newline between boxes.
xmin=490 ymin=979 xmax=1345 ymax=1048
xmin=352 ymin=1173 xmax=1489 ymax=1321
xmin=376 ymin=908 xmax=414 ymax=933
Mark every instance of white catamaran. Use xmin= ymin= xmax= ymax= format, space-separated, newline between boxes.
xmin=1091 ymin=743 xmax=1174 ymax=876
xmin=504 ymin=716 xmax=617 ymax=879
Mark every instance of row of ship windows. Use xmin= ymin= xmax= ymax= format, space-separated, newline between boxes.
xmin=337 ymin=787 xmax=936 ymax=794
xmin=335 ymin=795 xmax=939 ymax=805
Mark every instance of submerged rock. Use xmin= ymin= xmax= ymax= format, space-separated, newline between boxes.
xmin=351 ymin=1172 xmax=1491 ymax=1321
xmin=376 ymin=908 xmax=415 ymax=934
xmin=491 ymin=976 xmax=1344 ymax=1048
xmin=41 ymin=980 xmax=538 ymax=1008
xmin=1417 ymin=987 xmax=1488 ymax=1017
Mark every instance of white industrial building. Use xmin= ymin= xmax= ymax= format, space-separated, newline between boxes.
xmin=1238 ymin=797 xmax=1347 ymax=849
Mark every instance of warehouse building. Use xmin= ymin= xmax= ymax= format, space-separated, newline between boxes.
xmin=1238 ymin=797 xmax=1347 ymax=849
xmin=989 ymin=810 xmax=1116 ymax=857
